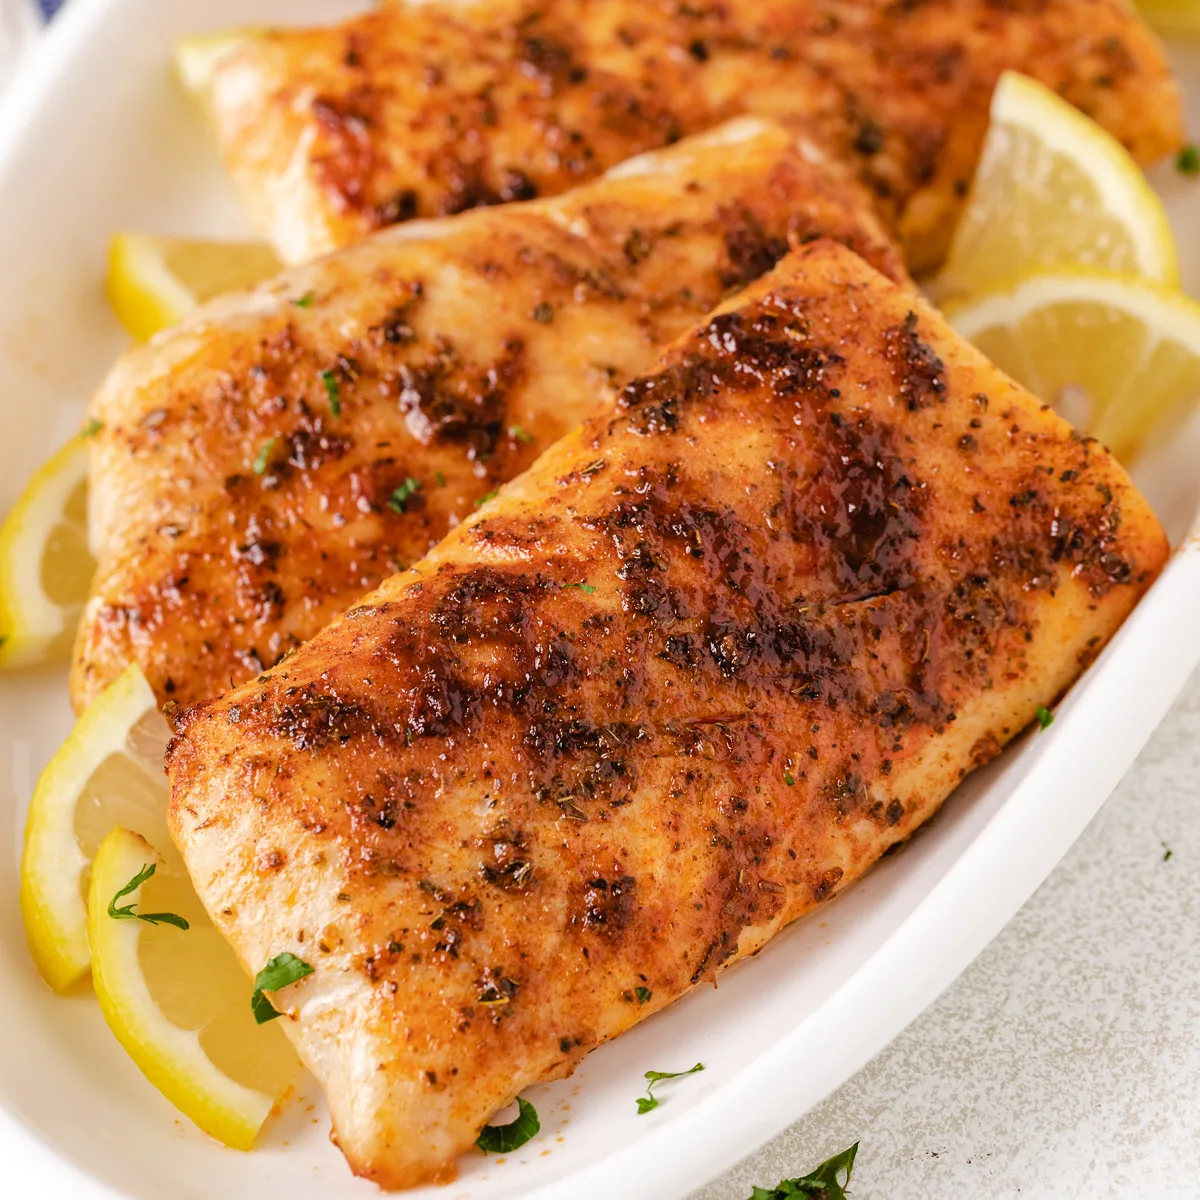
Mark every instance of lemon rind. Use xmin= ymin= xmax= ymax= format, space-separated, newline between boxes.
xmin=88 ymin=828 xmax=273 ymax=1151
xmin=20 ymin=663 xmax=158 ymax=991
xmin=947 ymin=267 xmax=1200 ymax=345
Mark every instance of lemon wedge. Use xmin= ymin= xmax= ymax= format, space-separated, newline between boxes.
xmin=107 ymin=233 xmax=281 ymax=342
xmin=89 ymin=827 xmax=298 ymax=1149
xmin=949 ymin=270 xmax=1200 ymax=462
xmin=175 ymin=30 xmax=262 ymax=113
xmin=937 ymin=72 xmax=1178 ymax=301
xmin=20 ymin=663 xmax=171 ymax=991
xmin=1134 ymin=0 xmax=1200 ymax=33
xmin=0 ymin=432 xmax=95 ymax=672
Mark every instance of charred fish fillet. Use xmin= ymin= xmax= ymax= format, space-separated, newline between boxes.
xmin=167 ymin=240 xmax=1168 ymax=1188
xmin=74 ymin=119 xmax=902 ymax=713
xmin=191 ymin=0 xmax=1181 ymax=267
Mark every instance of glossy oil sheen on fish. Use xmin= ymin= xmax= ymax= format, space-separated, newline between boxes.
xmin=197 ymin=0 xmax=1181 ymax=268
xmin=167 ymin=241 xmax=1168 ymax=1190
xmin=74 ymin=120 xmax=902 ymax=712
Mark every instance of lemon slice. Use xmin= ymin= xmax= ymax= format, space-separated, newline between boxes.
xmin=175 ymin=30 xmax=262 ymax=113
xmin=937 ymin=72 xmax=1178 ymax=301
xmin=0 ymin=432 xmax=95 ymax=672
xmin=89 ymin=827 xmax=298 ymax=1149
xmin=20 ymin=664 xmax=172 ymax=991
xmin=107 ymin=233 xmax=281 ymax=341
xmin=950 ymin=269 xmax=1200 ymax=462
xmin=1134 ymin=0 xmax=1200 ymax=33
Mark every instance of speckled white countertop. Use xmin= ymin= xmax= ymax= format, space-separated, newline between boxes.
xmin=691 ymin=667 xmax=1200 ymax=1199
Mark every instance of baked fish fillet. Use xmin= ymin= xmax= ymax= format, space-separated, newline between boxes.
xmin=74 ymin=119 xmax=901 ymax=713
xmin=190 ymin=0 xmax=1181 ymax=268
xmin=167 ymin=240 xmax=1168 ymax=1189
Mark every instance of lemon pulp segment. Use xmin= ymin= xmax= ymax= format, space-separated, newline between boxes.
xmin=950 ymin=270 xmax=1200 ymax=462
xmin=938 ymin=71 xmax=1178 ymax=301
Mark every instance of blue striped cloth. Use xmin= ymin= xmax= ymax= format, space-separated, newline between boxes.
xmin=0 ymin=0 xmax=63 ymax=95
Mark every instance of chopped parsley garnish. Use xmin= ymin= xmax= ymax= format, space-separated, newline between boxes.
xmin=784 ymin=770 xmax=795 ymax=787
xmin=635 ymin=986 xmax=652 ymax=1004
xmin=251 ymin=952 xmax=314 ymax=1024
xmin=476 ymin=1096 xmax=540 ymax=1153
xmin=252 ymin=437 xmax=277 ymax=476
xmin=82 ymin=416 xmax=104 ymax=438
xmin=748 ymin=1142 xmax=859 ymax=1199
xmin=320 ymin=368 xmax=341 ymax=418
xmin=388 ymin=476 xmax=422 ymax=513
xmin=107 ymin=863 xmax=189 ymax=930
xmin=1177 ymin=144 xmax=1200 ymax=176
xmin=475 ymin=488 xmax=500 ymax=507
xmin=292 ymin=292 xmax=315 ymax=308
xmin=435 ymin=470 xmax=447 ymax=487
xmin=636 ymin=1062 xmax=704 ymax=1114
xmin=566 ymin=582 xmax=596 ymax=594
xmin=531 ymin=301 xmax=554 ymax=324
xmin=1162 ymin=842 xmax=1173 ymax=863
xmin=405 ymin=726 xmax=414 ymax=745
xmin=1035 ymin=705 xmax=1054 ymax=729
xmin=509 ymin=424 xmax=535 ymax=444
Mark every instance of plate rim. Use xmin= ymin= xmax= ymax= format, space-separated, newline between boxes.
xmin=0 ymin=0 xmax=169 ymax=1194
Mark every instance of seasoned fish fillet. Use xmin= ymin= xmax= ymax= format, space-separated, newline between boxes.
xmin=74 ymin=119 xmax=902 ymax=714
xmin=193 ymin=0 xmax=1182 ymax=268
xmin=167 ymin=240 xmax=1168 ymax=1189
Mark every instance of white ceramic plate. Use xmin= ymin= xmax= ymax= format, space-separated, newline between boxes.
xmin=2 ymin=4 xmax=1199 ymax=1198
